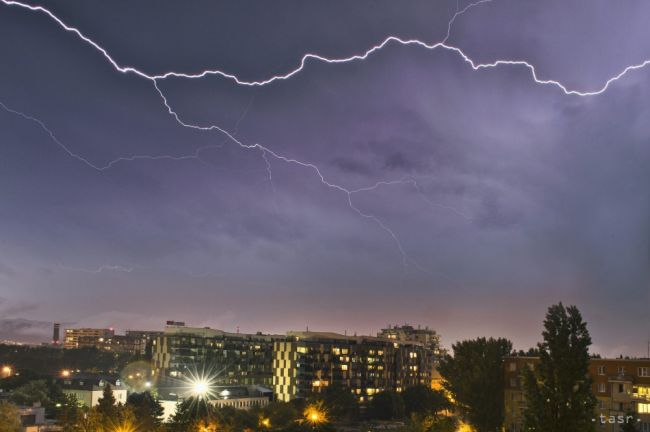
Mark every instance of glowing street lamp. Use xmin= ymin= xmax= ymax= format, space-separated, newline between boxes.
xmin=1 ymin=365 xmax=12 ymax=377
xmin=190 ymin=378 xmax=211 ymax=399
xmin=61 ymin=369 xmax=71 ymax=378
xmin=111 ymin=421 xmax=137 ymax=432
xmin=304 ymin=403 xmax=327 ymax=428
xmin=259 ymin=417 xmax=271 ymax=429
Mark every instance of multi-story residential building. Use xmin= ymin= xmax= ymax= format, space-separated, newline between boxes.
xmin=153 ymin=323 xmax=441 ymax=402
xmin=124 ymin=330 xmax=163 ymax=356
xmin=152 ymin=324 xmax=282 ymax=387
xmin=64 ymin=328 xmax=114 ymax=349
xmin=378 ymin=324 xmax=445 ymax=388
xmin=378 ymin=324 xmax=443 ymax=355
xmin=64 ymin=327 xmax=161 ymax=355
xmin=273 ymin=331 xmax=435 ymax=402
xmin=504 ymin=356 xmax=650 ymax=432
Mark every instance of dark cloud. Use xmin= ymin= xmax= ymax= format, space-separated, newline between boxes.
xmin=0 ymin=318 xmax=51 ymax=343
xmin=0 ymin=0 xmax=648 ymax=355
xmin=382 ymin=152 xmax=419 ymax=172
xmin=330 ymin=157 xmax=372 ymax=176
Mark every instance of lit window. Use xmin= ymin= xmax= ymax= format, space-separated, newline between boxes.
xmin=639 ymin=403 xmax=650 ymax=414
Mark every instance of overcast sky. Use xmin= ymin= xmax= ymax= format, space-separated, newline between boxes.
xmin=0 ymin=0 xmax=649 ymax=357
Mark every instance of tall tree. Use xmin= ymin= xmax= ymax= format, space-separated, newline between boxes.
xmin=368 ymin=390 xmax=405 ymax=420
xmin=168 ymin=397 xmax=216 ymax=432
xmin=96 ymin=383 xmax=117 ymax=420
xmin=57 ymin=393 xmax=83 ymax=432
xmin=438 ymin=337 xmax=512 ymax=432
xmin=126 ymin=391 xmax=164 ymax=429
xmin=523 ymin=303 xmax=596 ymax=432
xmin=317 ymin=385 xmax=359 ymax=422
xmin=402 ymin=385 xmax=451 ymax=418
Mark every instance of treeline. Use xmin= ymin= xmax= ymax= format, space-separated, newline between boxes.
xmin=438 ymin=302 xmax=598 ymax=432
xmin=0 ymin=345 xmax=137 ymax=376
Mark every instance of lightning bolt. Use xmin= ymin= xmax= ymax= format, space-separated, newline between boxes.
xmin=442 ymin=0 xmax=494 ymax=44
xmin=0 ymin=100 xmax=105 ymax=171
xmin=3 ymin=0 xmax=647 ymax=275
xmin=2 ymin=0 xmax=648 ymax=94
xmin=152 ymin=81 xmax=435 ymax=272
xmin=0 ymin=100 xmax=226 ymax=171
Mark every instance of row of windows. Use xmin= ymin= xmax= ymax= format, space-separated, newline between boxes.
xmin=597 ymin=365 xmax=650 ymax=377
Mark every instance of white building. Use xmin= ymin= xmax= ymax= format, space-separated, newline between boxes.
xmin=60 ymin=375 xmax=127 ymax=407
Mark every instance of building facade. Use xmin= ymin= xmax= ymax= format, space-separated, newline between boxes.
xmin=504 ymin=356 xmax=650 ymax=432
xmin=273 ymin=331 xmax=435 ymax=402
xmin=152 ymin=324 xmax=281 ymax=387
xmin=60 ymin=375 xmax=127 ymax=407
xmin=152 ymin=324 xmax=441 ymax=403
xmin=158 ymin=385 xmax=272 ymax=422
xmin=64 ymin=328 xmax=114 ymax=349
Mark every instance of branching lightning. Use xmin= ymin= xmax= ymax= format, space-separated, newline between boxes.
xmin=0 ymin=100 xmax=104 ymax=171
xmin=2 ymin=0 xmax=647 ymax=96
xmin=443 ymin=0 xmax=494 ymax=44
xmin=2 ymin=0 xmax=648 ymax=274
xmin=0 ymin=100 xmax=224 ymax=171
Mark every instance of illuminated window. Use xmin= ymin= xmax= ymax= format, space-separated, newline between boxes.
xmin=297 ymin=347 xmax=307 ymax=354
xmin=639 ymin=403 xmax=650 ymax=414
xmin=341 ymin=364 xmax=348 ymax=371
xmin=635 ymin=386 xmax=650 ymax=398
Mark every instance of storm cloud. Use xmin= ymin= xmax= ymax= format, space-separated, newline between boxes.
xmin=0 ymin=0 xmax=649 ymax=356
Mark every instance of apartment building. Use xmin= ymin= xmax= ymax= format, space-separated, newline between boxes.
xmin=152 ymin=323 xmax=440 ymax=402
xmin=273 ymin=331 xmax=435 ymax=402
xmin=504 ymin=356 xmax=650 ymax=432
xmin=152 ymin=324 xmax=282 ymax=387
xmin=64 ymin=328 xmax=114 ymax=349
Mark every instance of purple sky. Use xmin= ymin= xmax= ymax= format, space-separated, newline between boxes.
xmin=0 ymin=0 xmax=649 ymax=357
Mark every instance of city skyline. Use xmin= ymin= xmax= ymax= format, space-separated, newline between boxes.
xmin=1 ymin=0 xmax=649 ymax=358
